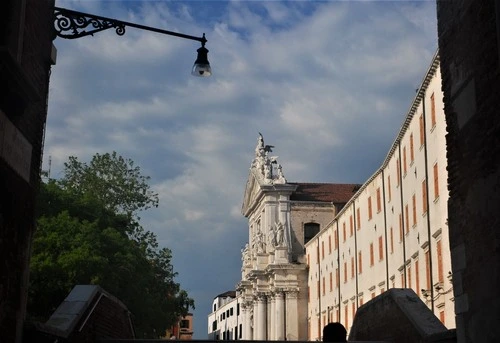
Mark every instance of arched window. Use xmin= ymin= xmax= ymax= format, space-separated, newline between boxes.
xmin=213 ymin=303 xmax=217 ymax=312
xmin=304 ymin=222 xmax=320 ymax=245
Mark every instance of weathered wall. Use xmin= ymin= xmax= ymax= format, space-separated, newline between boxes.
xmin=349 ymin=288 xmax=455 ymax=343
xmin=436 ymin=0 xmax=500 ymax=342
xmin=0 ymin=0 xmax=55 ymax=342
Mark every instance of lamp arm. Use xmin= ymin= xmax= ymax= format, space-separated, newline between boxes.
xmin=53 ymin=6 xmax=207 ymax=45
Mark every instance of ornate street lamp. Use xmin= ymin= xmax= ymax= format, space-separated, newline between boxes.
xmin=53 ymin=6 xmax=212 ymax=77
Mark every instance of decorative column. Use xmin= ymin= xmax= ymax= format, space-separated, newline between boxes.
xmin=256 ymin=293 xmax=267 ymax=340
xmin=253 ymin=299 xmax=259 ymax=340
xmin=242 ymin=304 xmax=251 ymax=340
xmin=285 ymin=290 xmax=299 ymax=340
xmin=269 ymin=293 xmax=276 ymax=340
xmin=275 ymin=291 xmax=285 ymax=340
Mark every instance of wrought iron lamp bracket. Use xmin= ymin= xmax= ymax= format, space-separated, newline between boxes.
xmin=54 ymin=7 xmax=127 ymax=39
xmin=53 ymin=6 xmax=206 ymax=45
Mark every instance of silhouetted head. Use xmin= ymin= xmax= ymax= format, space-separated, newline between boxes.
xmin=323 ymin=322 xmax=347 ymax=342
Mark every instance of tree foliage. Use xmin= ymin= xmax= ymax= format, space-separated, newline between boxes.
xmin=29 ymin=152 xmax=193 ymax=338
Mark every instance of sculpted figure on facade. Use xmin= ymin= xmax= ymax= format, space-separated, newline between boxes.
xmin=253 ymin=228 xmax=266 ymax=253
xmin=276 ymin=163 xmax=286 ymax=184
xmin=242 ymin=243 xmax=251 ymax=267
xmin=275 ymin=220 xmax=286 ymax=247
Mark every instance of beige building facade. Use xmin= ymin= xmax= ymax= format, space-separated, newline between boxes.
xmin=306 ymin=52 xmax=454 ymax=340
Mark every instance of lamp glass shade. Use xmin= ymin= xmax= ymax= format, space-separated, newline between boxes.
xmin=192 ymin=46 xmax=211 ymax=77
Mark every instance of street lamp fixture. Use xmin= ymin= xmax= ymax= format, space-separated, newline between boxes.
xmin=53 ymin=6 xmax=211 ymax=77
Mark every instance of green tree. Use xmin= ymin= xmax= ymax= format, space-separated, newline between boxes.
xmin=28 ymin=152 xmax=193 ymax=338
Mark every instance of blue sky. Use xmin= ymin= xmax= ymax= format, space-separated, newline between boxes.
xmin=46 ymin=0 xmax=438 ymax=338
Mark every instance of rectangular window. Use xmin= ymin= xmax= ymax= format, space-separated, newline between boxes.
xmin=388 ymin=175 xmax=392 ymax=202
xmin=422 ymin=179 xmax=428 ymax=214
xmin=352 ymin=302 xmax=356 ymax=320
xmin=356 ymin=208 xmax=361 ymax=229
xmin=336 ymin=268 xmax=339 ymax=287
xmin=368 ymin=196 xmax=373 ymax=220
xmin=431 ymin=92 xmax=436 ymax=127
xmin=317 ymin=280 xmax=320 ymax=298
xmin=419 ymin=114 xmax=425 ymax=146
xmin=328 ymin=235 xmax=332 ymax=254
xmin=358 ymin=251 xmax=363 ymax=274
xmin=322 ymin=277 xmax=325 ymax=295
xmin=412 ymin=194 xmax=417 ymax=226
xmin=370 ymin=243 xmax=374 ymax=266
xmin=405 ymin=204 xmax=409 ymax=234
xmin=330 ymin=272 xmax=333 ymax=292
xmin=401 ymin=272 xmax=405 ymax=287
xmin=360 ymin=297 xmax=364 ymax=306
xmin=425 ymin=250 xmax=431 ymax=290
xmin=437 ymin=240 xmax=444 ymax=283
xmin=408 ymin=265 xmax=412 ymax=289
xmin=317 ymin=246 xmax=319 ymax=264
xmin=433 ymin=163 xmax=439 ymax=199
xmin=322 ymin=241 xmax=325 ymax=259
xmin=415 ymin=260 xmax=420 ymax=296
xmin=345 ymin=305 xmax=349 ymax=330
xmin=390 ymin=227 xmax=394 ymax=254
xmin=403 ymin=146 xmax=407 ymax=175
xmin=396 ymin=158 xmax=400 ymax=186
xmin=399 ymin=214 xmax=403 ymax=242
xmin=351 ymin=257 xmax=355 ymax=279
xmin=344 ymin=262 xmax=347 ymax=283
xmin=440 ymin=311 xmax=445 ymax=325
xmin=343 ymin=222 xmax=346 ymax=242
xmin=350 ymin=215 xmax=354 ymax=236
xmin=378 ymin=235 xmax=384 ymax=261
xmin=371 ymin=292 xmax=376 ymax=299
xmin=334 ymin=230 xmax=338 ymax=250
xmin=376 ymin=188 xmax=381 ymax=213
xmin=410 ymin=133 xmax=414 ymax=163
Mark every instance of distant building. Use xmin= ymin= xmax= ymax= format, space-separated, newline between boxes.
xmin=209 ymin=52 xmax=454 ymax=341
xmin=207 ymin=291 xmax=241 ymax=340
xmin=306 ymin=52 xmax=454 ymax=340
xmin=167 ymin=313 xmax=194 ymax=340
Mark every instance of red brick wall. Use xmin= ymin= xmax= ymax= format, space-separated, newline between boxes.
xmin=437 ymin=0 xmax=500 ymax=342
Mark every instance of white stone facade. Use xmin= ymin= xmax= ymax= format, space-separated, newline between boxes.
xmin=208 ymin=291 xmax=242 ymax=340
xmin=306 ymin=52 xmax=454 ymax=340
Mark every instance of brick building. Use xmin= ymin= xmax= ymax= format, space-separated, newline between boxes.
xmin=437 ymin=1 xmax=500 ymax=342
xmin=0 ymin=1 xmax=56 ymax=342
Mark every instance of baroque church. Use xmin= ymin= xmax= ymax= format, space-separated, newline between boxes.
xmin=236 ymin=134 xmax=358 ymax=341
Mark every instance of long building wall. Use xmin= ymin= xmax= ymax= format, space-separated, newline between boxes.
xmin=305 ymin=52 xmax=454 ymax=340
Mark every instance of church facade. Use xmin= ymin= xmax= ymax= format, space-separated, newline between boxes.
xmin=208 ymin=52 xmax=453 ymax=341
xmin=236 ymin=134 xmax=359 ymax=341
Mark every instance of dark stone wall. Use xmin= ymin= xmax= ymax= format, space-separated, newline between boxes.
xmin=436 ymin=0 xmax=500 ymax=342
xmin=0 ymin=0 xmax=55 ymax=342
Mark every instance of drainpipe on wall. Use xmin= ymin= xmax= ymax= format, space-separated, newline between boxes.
xmin=353 ymin=202 xmax=359 ymax=310
xmin=398 ymin=144 xmax=408 ymax=286
xmin=381 ymin=170 xmax=390 ymax=288
xmin=421 ymin=93 xmax=435 ymax=312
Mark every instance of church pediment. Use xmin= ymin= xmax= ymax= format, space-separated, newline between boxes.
xmin=241 ymin=169 xmax=262 ymax=217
